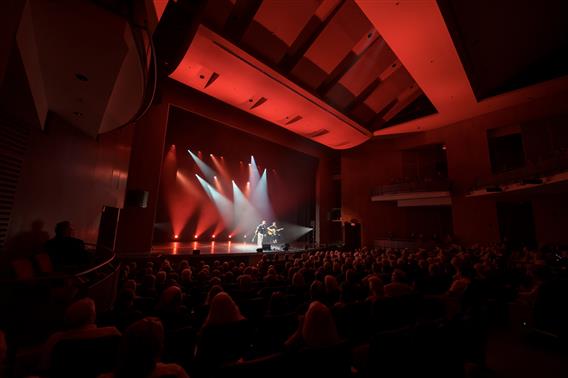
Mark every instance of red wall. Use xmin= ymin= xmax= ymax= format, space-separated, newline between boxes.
xmin=342 ymin=91 xmax=568 ymax=246
xmin=7 ymin=114 xmax=133 ymax=252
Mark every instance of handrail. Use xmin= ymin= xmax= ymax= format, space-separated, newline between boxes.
xmin=372 ymin=178 xmax=450 ymax=196
xmin=75 ymin=252 xmax=117 ymax=277
xmin=0 ymin=252 xmax=117 ymax=285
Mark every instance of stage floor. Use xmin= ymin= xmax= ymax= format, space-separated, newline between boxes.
xmin=151 ymin=241 xmax=303 ymax=256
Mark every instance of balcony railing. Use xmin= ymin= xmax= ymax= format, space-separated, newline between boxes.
xmin=372 ymin=178 xmax=451 ymax=197
xmin=471 ymin=151 xmax=568 ymax=190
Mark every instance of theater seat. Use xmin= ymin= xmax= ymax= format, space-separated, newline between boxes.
xmin=214 ymin=352 xmax=288 ymax=378
xmin=35 ymin=253 xmax=54 ymax=274
xmin=11 ymin=258 xmax=35 ymax=280
xmin=49 ymin=331 xmax=121 ymax=377
xmin=290 ymin=341 xmax=352 ymax=378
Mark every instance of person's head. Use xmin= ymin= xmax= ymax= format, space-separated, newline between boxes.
xmin=204 ymin=292 xmax=244 ymax=326
xmin=368 ymin=276 xmax=384 ymax=297
xmin=391 ymin=269 xmax=406 ymax=284
xmin=64 ymin=298 xmax=96 ymax=329
xmin=261 ymin=220 xmax=266 ymax=225
xmin=238 ymin=274 xmax=253 ymax=291
xmin=302 ymin=301 xmax=339 ymax=348
xmin=156 ymin=286 xmax=182 ymax=312
xmin=272 ymin=221 xmax=276 ymax=227
xmin=324 ymin=275 xmax=339 ymax=293
xmin=116 ymin=317 xmax=164 ymax=377
xmin=55 ymin=221 xmax=73 ymax=238
xmin=181 ymin=268 xmax=192 ymax=282
xmin=292 ymin=271 xmax=305 ymax=288
xmin=205 ymin=285 xmax=224 ymax=305
xmin=309 ymin=280 xmax=325 ymax=302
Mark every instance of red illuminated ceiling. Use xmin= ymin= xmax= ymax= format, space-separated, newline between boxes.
xmin=170 ymin=26 xmax=371 ymax=149
xmin=356 ymin=0 xmax=568 ymax=136
xmin=157 ymin=0 xmax=568 ymax=147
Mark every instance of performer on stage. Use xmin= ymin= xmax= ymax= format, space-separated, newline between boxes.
xmin=252 ymin=220 xmax=268 ymax=248
xmin=267 ymin=221 xmax=284 ymax=244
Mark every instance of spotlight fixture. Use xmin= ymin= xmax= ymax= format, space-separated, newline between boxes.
xmin=214 ymin=176 xmax=217 ymax=179
xmin=212 ymin=235 xmax=216 ymax=239
xmin=228 ymin=235 xmax=232 ymax=239
xmin=194 ymin=234 xmax=198 ymax=239
xmin=174 ymin=234 xmax=179 ymax=239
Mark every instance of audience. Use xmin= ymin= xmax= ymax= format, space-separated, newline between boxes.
xmin=5 ymin=242 xmax=566 ymax=377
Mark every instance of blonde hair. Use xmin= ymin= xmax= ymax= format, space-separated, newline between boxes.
xmin=204 ymin=292 xmax=244 ymax=326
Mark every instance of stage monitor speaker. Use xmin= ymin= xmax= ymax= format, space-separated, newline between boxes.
xmin=125 ymin=189 xmax=148 ymax=208
xmin=329 ymin=208 xmax=341 ymax=221
xmin=97 ymin=206 xmax=120 ymax=252
xmin=262 ymin=244 xmax=271 ymax=251
xmin=192 ymin=249 xmax=200 ymax=256
xmin=256 ymin=248 xmax=263 ymax=253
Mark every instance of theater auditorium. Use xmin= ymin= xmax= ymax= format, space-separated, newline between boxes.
xmin=0 ymin=0 xmax=567 ymax=377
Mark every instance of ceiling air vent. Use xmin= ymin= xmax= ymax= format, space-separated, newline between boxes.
xmin=303 ymin=128 xmax=330 ymax=138
xmin=250 ymin=97 xmax=268 ymax=110
xmin=204 ymin=72 xmax=219 ymax=88
xmin=285 ymin=115 xmax=303 ymax=125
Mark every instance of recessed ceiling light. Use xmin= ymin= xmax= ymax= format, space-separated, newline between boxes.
xmin=75 ymin=73 xmax=88 ymax=82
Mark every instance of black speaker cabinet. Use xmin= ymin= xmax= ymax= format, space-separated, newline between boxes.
xmin=125 ymin=189 xmax=149 ymax=208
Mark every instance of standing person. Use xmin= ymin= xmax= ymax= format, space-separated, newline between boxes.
xmin=252 ymin=220 xmax=267 ymax=248
xmin=44 ymin=221 xmax=91 ymax=270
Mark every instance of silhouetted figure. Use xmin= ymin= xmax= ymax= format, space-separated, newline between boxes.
xmin=5 ymin=219 xmax=49 ymax=259
xmin=44 ymin=221 xmax=90 ymax=270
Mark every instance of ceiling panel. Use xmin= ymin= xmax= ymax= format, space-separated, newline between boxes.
xmin=301 ymin=0 xmax=371 ymax=74
xmin=253 ymin=0 xmax=321 ymax=46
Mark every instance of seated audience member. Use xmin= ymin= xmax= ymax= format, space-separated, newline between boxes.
xmin=105 ymin=288 xmax=143 ymax=331
xmin=101 ymin=317 xmax=188 ymax=378
xmin=139 ymin=274 xmax=158 ymax=298
xmin=384 ymin=269 xmax=414 ymax=297
xmin=367 ymin=275 xmax=384 ymax=302
xmin=155 ymin=286 xmax=190 ymax=332
xmin=285 ymin=301 xmax=340 ymax=349
xmin=324 ymin=275 xmax=341 ymax=306
xmin=42 ymin=298 xmax=119 ymax=368
xmin=448 ymin=266 xmax=474 ymax=298
xmin=44 ymin=221 xmax=91 ymax=270
xmin=205 ymin=285 xmax=224 ymax=306
xmin=194 ymin=292 xmax=249 ymax=375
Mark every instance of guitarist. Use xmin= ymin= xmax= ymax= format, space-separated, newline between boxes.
xmin=267 ymin=221 xmax=284 ymax=244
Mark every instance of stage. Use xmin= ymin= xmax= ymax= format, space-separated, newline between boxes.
xmin=151 ymin=241 xmax=305 ymax=256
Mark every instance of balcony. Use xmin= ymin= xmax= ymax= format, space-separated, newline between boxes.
xmin=371 ymin=178 xmax=451 ymax=206
xmin=467 ymin=151 xmax=568 ymax=197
